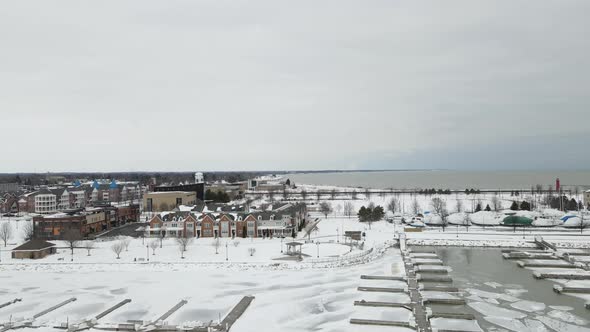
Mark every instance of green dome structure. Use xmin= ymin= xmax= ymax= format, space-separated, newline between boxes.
xmin=502 ymin=215 xmax=533 ymax=226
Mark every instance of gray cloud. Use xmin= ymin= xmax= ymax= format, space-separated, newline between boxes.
xmin=1 ymin=0 xmax=589 ymax=172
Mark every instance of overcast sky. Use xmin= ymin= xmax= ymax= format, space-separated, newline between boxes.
xmin=1 ymin=0 xmax=589 ymax=172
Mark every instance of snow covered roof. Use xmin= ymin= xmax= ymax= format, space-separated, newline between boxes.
xmin=12 ymin=240 xmax=56 ymax=251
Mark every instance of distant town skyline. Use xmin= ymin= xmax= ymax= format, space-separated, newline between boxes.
xmin=1 ymin=0 xmax=589 ymax=172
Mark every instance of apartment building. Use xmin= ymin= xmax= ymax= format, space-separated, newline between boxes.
xmin=143 ymin=191 xmax=198 ymax=212
xmin=33 ymin=204 xmax=140 ymax=240
xmin=34 ymin=189 xmax=58 ymax=214
xmin=17 ymin=180 xmax=143 ymax=214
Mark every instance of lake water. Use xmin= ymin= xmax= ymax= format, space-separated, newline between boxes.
xmin=288 ymin=170 xmax=590 ymax=190
xmin=425 ymin=246 xmax=590 ymax=331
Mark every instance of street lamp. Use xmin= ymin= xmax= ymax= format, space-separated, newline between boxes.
xmin=225 ymin=242 xmax=229 ymax=261
xmin=336 ymin=228 xmax=339 ymax=243
xmin=146 ymin=244 xmax=149 ymax=262
xmin=316 ymin=241 xmax=320 ymax=258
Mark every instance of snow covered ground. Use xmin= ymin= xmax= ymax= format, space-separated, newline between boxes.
xmin=0 ymin=248 xmax=412 ymax=332
xmin=1 ymin=183 xmax=590 ymax=331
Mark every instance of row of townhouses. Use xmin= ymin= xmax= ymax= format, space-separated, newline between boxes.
xmin=17 ymin=180 xmax=143 ymax=214
xmin=146 ymin=203 xmax=307 ymax=239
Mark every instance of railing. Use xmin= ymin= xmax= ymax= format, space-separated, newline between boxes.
xmin=308 ymin=248 xmax=374 ymax=265
xmin=307 ymin=241 xmax=394 ymax=266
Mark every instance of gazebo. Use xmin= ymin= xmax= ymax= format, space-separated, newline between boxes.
xmin=285 ymin=242 xmax=303 ymax=257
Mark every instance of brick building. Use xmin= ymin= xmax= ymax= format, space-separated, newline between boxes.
xmin=33 ymin=204 xmax=140 ymax=240
xmin=145 ymin=203 xmax=307 ymax=239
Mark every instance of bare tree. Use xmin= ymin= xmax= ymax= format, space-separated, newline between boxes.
xmin=431 ymin=197 xmax=447 ymax=216
xmin=335 ymin=204 xmax=342 ymax=216
xmin=300 ymin=190 xmax=308 ymax=201
xmin=463 ymin=213 xmax=472 ymax=227
xmin=491 ymin=195 xmax=501 ymax=212
xmin=176 ymin=237 xmax=193 ymax=259
xmin=315 ymin=191 xmax=321 ymax=201
xmin=212 ymin=237 xmax=221 ymax=254
xmin=365 ymin=189 xmax=371 ymax=200
xmin=62 ymin=229 xmax=82 ymax=258
xmin=351 ymin=190 xmax=357 ymax=200
xmin=22 ymin=221 xmax=35 ymax=241
xmin=0 ymin=222 xmax=13 ymax=247
xmin=111 ymin=241 xmax=124 ymax=259
xmin=319 ymin=202 xmax=333 ymax=218
xmin=149 ymin=240 xmax=159 ymax=255
xmin=547 ymin=185 xmax=554 ymax=205
xmin=342 ymin=202 xmax=353 ymax=218
xmin=456 ymin=200 xmax=463 ymax=213
xmin=245 ymin=198 xmax=254 ymax=212
xmin=440 ymin=205 xmax=449 ymax=232
xmin=387 ymin=198 xmax=400 ymax=215
xmin=121 ymin=237 xmax=132 ymax=251
xmin=330 ymin=189 xmax=337 ymax=200
xmin=411 ymin=199 xmax=421 ymax=215
xmin=84 ymin=241 xmax=95 ymax=256
xmin=248 ymin=247 xmax=256 ymax=256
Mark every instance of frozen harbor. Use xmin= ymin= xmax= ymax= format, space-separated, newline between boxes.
xmin=430 ymin=246 xmax=590 ymax=331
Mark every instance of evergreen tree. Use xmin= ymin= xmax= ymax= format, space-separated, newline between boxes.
xmin=510 ymin=201 xmax=519 ymax=211
xmin=475 ymin=203 xmax=482 ymax=212
xmin=520 ymin=201 xmax=531 ymax=211
xmin=566 ymin=198 xmax=578 ymax=211
xmin=485 ymin=204 xmax=491 ymax=211
xmin=358 ymin=206 xmax=369 ymax=222
xmin=371 ymin=206 xmax=385 ymax=221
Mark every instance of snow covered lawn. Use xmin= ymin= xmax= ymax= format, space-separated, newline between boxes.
xmin=0 ymin=249 xmax=408 ymax=332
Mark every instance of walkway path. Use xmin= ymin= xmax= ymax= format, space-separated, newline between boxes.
xmin=401 ymin=250 xmax=431 ymax=332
